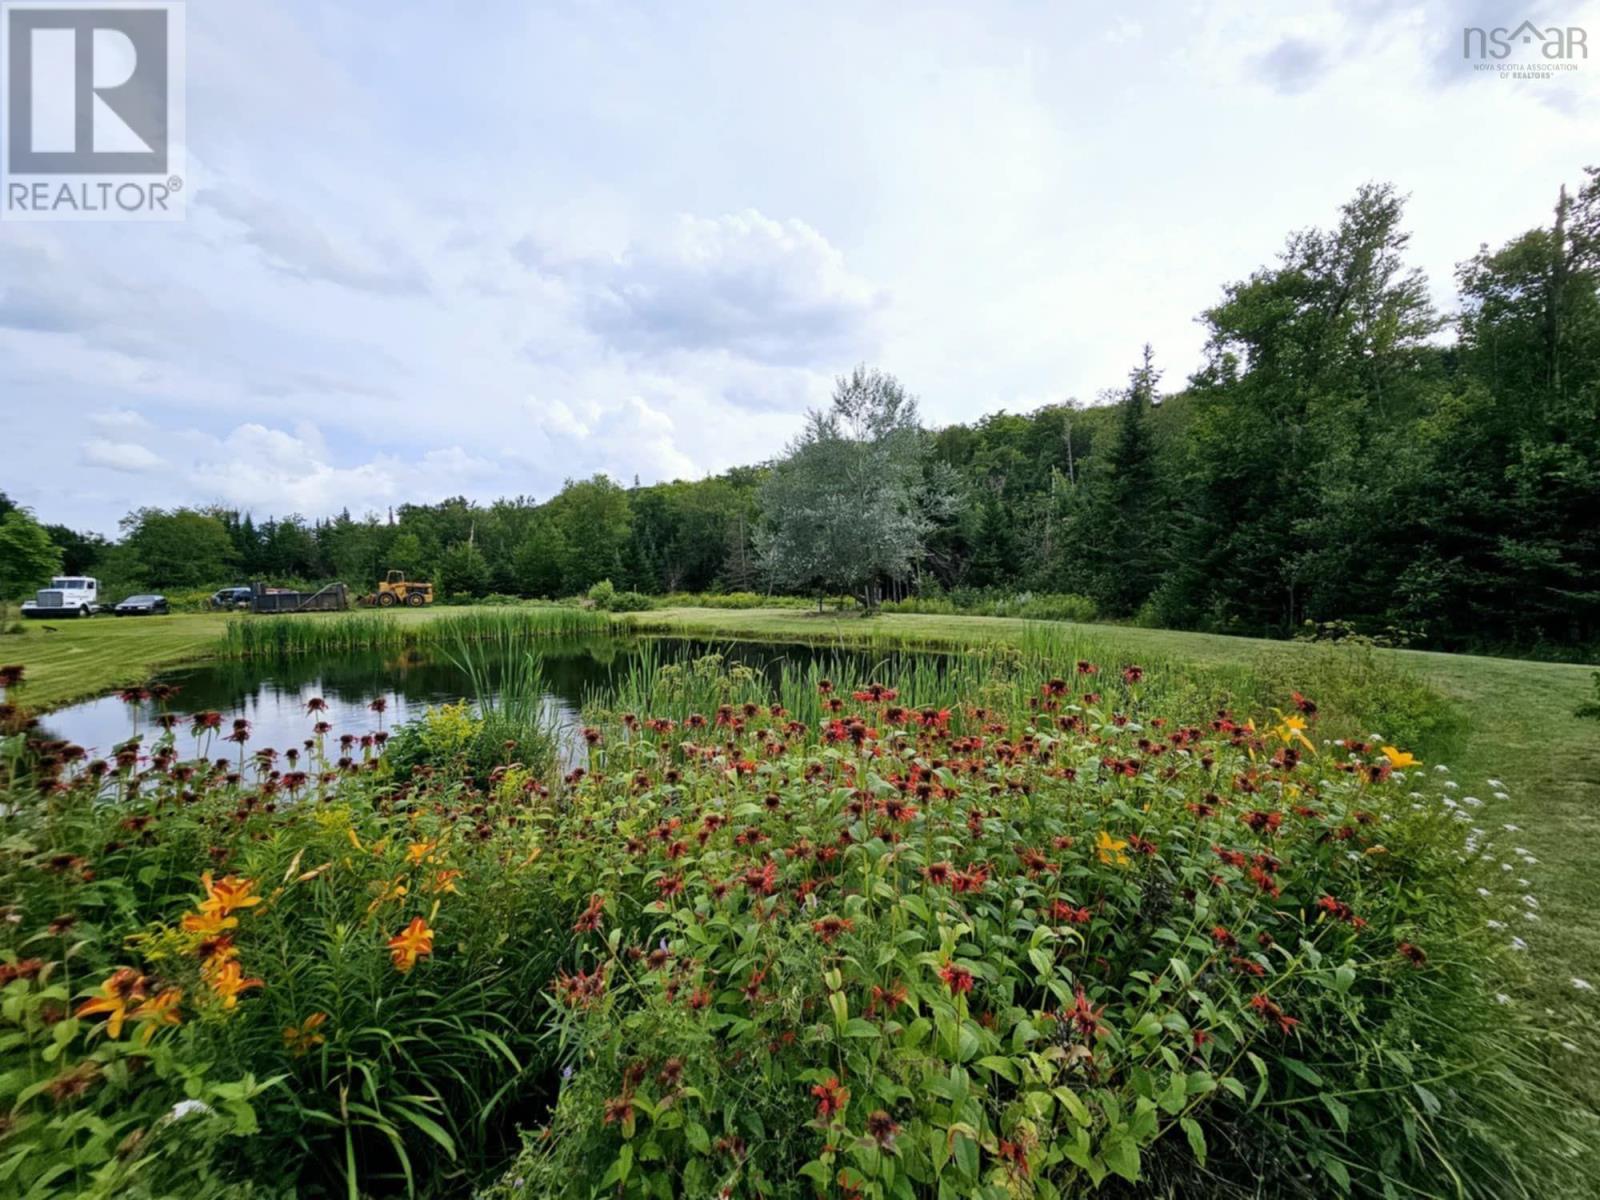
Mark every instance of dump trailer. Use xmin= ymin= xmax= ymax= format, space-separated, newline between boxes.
xmin=367 ymin=571 xmax=434 ymax=608
xmin=249 ymin=582 xmax=350 ymax=614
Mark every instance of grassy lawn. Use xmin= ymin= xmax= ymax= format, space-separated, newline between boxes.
xmin=0 ymin=607 xmax=458 ymax=711
xmin=5 ymin=602 xmax=1597 ymax=1089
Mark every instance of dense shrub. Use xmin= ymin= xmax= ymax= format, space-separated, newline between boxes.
xmin=882 ymin=589 xmax=1099 ymax=623
xmin=588 ymin=580 xmax=657 ymax=613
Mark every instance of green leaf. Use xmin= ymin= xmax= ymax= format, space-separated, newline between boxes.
xmin=685 ymin=1122 xmax=711 ymax=1153
xmin=1318 ymin=1153 xmax=1351 ymax=1192
xmin=829 ymin=990 xmax=849 ymax=1029
xmin=1412 ymin=1083 xmax=1441 ymax=1116
xmin=387 ymin=1104 xmax=458 ymax=1161
xmin=1051 ymin=1086 xmax=1091 ymax=1126
xmin=1158 ymin=1072 xmax=1187 ymax=1115
xmin=951 ymin=1131 xmax=979 ymax=1180
xmin=1321 ymin=1094 xmax=1350 ymax=1133
xmin=1103 ymin=1134 xmax=1141 ymax=1182
xmin=1180 ymin=1117 xmax=1207 ymax=1166
xmin=977 ymin=1055 xmax=1019 ymax=1083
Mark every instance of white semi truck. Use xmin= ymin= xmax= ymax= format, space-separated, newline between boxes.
xmin=21 ymin=576 xmax=103 ymax=619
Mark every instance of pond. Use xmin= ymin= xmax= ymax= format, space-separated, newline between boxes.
xmin=35 ymin=636 xmax=947 ymax=763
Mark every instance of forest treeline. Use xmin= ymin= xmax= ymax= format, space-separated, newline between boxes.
xmin=7 ymin=170 xmax=1597 ymax=657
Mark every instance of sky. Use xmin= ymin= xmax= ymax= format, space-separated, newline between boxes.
xmin=2 ymin=0 xmax=1598 ymax=536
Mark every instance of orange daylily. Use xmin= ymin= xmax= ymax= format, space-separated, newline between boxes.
xmin=75 ymin=968 xmax=150 ymax=1039
xmin=205 ymin=959 xmax=263 ymax=1009
xmin=199 ymin=872 xmax=262 ymax=917
xmin=282 ymin=1011 xmax=329 ymax=1056
xmin=387 ymin=916 xmax=434 ymax=973
xmin=130 ymin=987 xmax=184 ymax=1044
xmin=195 ymin=933 xmax=238 ymax=965
xmin=405 ymin=839 xmax=439 ymax=867
xmin=430 ymin=869 xmax=462 ymax=895
xmin=182 ymin=907 xmax=238 ymax=936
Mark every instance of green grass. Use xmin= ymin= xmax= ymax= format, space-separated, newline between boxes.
xmin=218 ymin=606 xmax=610 ymax=657
xmin=0 ymin=606 xmax=594 ymax=711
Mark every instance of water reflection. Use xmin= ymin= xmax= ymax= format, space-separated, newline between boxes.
xmin=36 ymin=637 xmax=948 ymax=762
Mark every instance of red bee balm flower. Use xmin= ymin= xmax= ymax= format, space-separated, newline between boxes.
xmin=811 ymin=1075 xmax=849 ymax=1120
xmin=811 ymin=915 xmax=854 ymax=944
xmin=938 ymin=963 xmax=975 ymax=994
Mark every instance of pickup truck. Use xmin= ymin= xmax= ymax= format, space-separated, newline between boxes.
xmin=21 ymin=576 xmax=103 ymax=619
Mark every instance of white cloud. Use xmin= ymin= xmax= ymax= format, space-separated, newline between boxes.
xmin=199 ymin=188 xmax=430 ymax=295
xmin=573 ymin=210 xmax=888 ymax=366
xmin=89 ymin=408 xmax=153 ymax=432
xmin=4 ymin=0 xmax=1598 ymax=533
xmin=183 ymin=423 xmax=504 ymax=516
xmin=81 ymin=439 xmax=164 ymax=473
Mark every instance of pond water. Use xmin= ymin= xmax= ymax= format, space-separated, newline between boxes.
xmin=34 ymin=636 xmax=941 ymax=762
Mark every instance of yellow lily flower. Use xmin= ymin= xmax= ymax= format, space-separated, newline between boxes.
xmin=1382 ymin=746 xmax=1420 ymax=769
xmin=130 ymin=987 xmax=183 ymax=1044
xmin=1096 ymin=830 xmax=1130 ymax=868
xmin=405 ymin=839 xmax=439 ymax=867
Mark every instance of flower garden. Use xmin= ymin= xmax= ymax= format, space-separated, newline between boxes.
xmin=0 ymin=645 xmax=1590 ymax=1198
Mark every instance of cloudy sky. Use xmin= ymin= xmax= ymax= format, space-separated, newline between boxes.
xmin=3 ymin=0 xmax=1597 ymax=535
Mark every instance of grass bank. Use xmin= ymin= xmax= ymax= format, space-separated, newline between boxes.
xmin=0 ymin=607 xmax=609 ymax=711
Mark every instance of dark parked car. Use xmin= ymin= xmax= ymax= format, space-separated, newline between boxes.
xmin=114 ymin=594 xmax=170 ymax=616
xmin=210 ymin=586 xmax=254 ymax=610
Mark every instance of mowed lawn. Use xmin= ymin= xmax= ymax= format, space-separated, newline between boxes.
xmin=5 ymin=603 xmax=1598 ymax=1089
xmin=0 ymin=607 xmax=454 ymax=710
